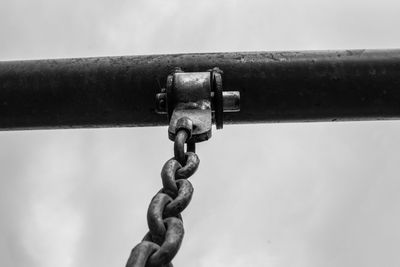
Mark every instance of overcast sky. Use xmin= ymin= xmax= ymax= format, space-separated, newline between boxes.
xmin=1 ymin=0 xmax=400 ymax=267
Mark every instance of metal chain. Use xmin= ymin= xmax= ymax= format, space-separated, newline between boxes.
xmin=126 ymin=126 xmax=200 ymax=267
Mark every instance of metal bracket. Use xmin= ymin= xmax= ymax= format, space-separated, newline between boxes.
xmin=156 ymin=68 xmax=240 ymax=143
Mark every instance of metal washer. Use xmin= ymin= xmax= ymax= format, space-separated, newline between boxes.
xmin=212 ymin=72 xmax=223 ymax=129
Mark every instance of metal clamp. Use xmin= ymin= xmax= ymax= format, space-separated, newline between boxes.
xmin=156 ymin=68 xmax=240 ymax=143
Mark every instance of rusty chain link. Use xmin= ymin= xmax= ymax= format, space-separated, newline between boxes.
xmin=126 ymin=118 xmax=200 ymax=267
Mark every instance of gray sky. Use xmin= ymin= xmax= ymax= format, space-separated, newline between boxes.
xmin=1 ymin=0 xmax=400 ymax=266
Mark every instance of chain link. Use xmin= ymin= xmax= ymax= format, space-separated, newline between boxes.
xmin=126 ymin=126 xmax=200 ymax=267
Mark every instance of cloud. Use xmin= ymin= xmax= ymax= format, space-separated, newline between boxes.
xmin=1 ymin=0 xmax=400 ymax=267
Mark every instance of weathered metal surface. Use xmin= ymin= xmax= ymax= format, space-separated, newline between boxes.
xmin=173 ymin=130 xmax=191 ymax=166
xmin=126 ymin=134 xmax=200 ymax=267
xmin=222 ymin=91 xmax=241 ymax=112
xmin=167 ymin=71 xmax=212 ymax=142
xmin=164 ymin=69 xmax=240 ymax=142
xmin=155 ymin=91 xmax=241 ymax=114
xmin=211 ymin=69 xmax=224 ymax=129
xmin=1 ymin=49 xmax=400 ymax=130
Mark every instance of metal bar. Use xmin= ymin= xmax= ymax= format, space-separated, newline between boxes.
xmin=1 ymin=49 xmax=400 ymax=130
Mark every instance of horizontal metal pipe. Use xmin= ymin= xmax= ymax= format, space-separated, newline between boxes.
xmin=0 ymin=49 xmax=400 ymax=130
